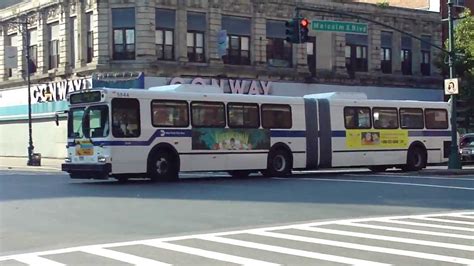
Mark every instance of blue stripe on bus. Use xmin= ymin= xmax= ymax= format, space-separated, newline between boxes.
xmin=408 ymin=130 xmax=451 ymax=137
xmin=270 ymin=130 xmax=306 ymax=138
xmin=68 ymin=129 xmax=306 ymax=147
xmin=332 ymin=130 xmax=346 ymax=137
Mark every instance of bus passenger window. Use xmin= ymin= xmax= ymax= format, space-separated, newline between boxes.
xmin=112 ymin=98 xmax=140 ymax=138
xmin=191 ymin=102 xmax=225 ymax=127
xmin=261 ymin=104 xmax=292 ymax=129
xmin=228 ymin=103 xmax=259 ymax=128
xmin=425 ymin=109 xmax=448 ymax=129
xmin=151 ymin=100 xmax=189 ymax=127
xmin=344 ymin=107 xmax=371 ymax=129
xmin=400 ymin=108 xmax=424 ymax=129
xmin=373 ymin=107 xmax=398 ymax=129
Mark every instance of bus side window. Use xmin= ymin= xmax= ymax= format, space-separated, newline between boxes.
xmin=344 ymin=107 xmax=371 ymax=129
xmin=151 ymin=100 xmax=189 ymax=127
xmin=373 ymin=107 xmax=398 ymax=129
xmin=400 ymin=108 xmax=424 ymax=129
xmin=112 ymin=98 xmax=141 ymax=138
xmin=261 ymin=104 xmax=292 ymax=129
xmin=425 ymin=109 xmax=448 ymax=129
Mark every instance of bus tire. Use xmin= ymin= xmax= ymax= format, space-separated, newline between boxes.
xmin=228 ymin=170 xmax=251 ymax=178
xmin=265 ymin=149 xmax=292 ymax=177
xmin=405 ymin=146 xmax=427 ymax=171
xmin=368 ymin=166 xmax=388 ymax=172
xmin=148 ymin=150 xmax=179 ymax=182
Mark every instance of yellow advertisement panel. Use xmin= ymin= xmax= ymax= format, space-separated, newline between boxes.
xmin=346 ymin=129 xmax=408 ymax=149
xmin=75 ymin=140 xmax=94 ymax=156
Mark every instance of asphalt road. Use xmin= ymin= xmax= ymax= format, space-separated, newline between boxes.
xmin=0 ymin=170 xmax=473 ymax=265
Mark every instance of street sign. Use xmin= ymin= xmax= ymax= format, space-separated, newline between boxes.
xmin=4 ymin=46 xmax=18 ymax=68
xmin=311 ymin=20 xmax=368 ymax=35
xmin=444 ymin=78 xmax=459 ymax=95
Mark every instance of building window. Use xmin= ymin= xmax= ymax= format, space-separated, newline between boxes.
xmin=187 ymin=32 xmax=204 ymax=63
xmin=70 ymin=17 xmax=77 ymax=67
xmin=420 ymin=35 xmax=431 ymax=76
xmin=112 ymin=8 xmax=135 ymax=60
xmin=86 ymin=12 xmax=94 ymax=63
xmin=222 ymin=16 xmax=251 ymax=65
xmin=401 ymin=35 xmax=412 ymax=75
xmin=345 ymin=34 xmax=368 ymax=74
xmin=266 ymin=20 xmax=292 ymax=68
xmin=6 ymin=34 xmax=18 ymax=77
xmin=187 ymin=12 xmax=206 ymax=63
xmin=307 ymin=37 xmax=316 ymax=76
xmin=380 ymin=31 xmax=392 ymax=74
xmin=156 ymin=9 xmax=175 ymax=61
xmin=27 ymin=29 xmax=37 ymax=74
xmin=48 ymin=23 xmax=59 ymax=69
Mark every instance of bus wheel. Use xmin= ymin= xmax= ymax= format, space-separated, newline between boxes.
xmin=368 ymin=166 xmax=387 ymax=172
xmin=228 ymin=170 xmax=251 ymax=178
xmin=265 ymin=149 xmax=292 ymax=177
xmin=148 ymin=150 xmax=179 ymax=182
xmin=405 ymin=146 xmax=427 ymax=171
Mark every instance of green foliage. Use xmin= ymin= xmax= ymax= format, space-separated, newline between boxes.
xmin=376 ymin=1 xmax=390 ymax=8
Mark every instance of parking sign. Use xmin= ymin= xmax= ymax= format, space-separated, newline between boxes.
xmin=444 ymin=78 xmax=459 ymax=95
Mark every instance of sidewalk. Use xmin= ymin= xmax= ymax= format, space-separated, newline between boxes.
xmin=1 ymin=156 xmax=474 ymax=175
xmin=0 ymin=157 xmax=63 ymax=171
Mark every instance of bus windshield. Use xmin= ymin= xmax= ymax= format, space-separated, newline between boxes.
xmin=83 ymin=105 xmax=109 ymax=138
xmin=68 ymin=108 xmax=85 ymax=138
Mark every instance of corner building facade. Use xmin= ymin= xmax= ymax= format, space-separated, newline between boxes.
xmin=0 ymin=0 xmax=444 ymax=158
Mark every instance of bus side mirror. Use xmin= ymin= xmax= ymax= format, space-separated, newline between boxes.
xmin=55 ymin=113 xmax=59 ymax=126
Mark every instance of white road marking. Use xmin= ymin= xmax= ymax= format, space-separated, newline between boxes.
xmin=248 ymin=231 xmax=474 ymax=265
xmin=273 ymin=177 xmax=474 ymax=190
xmin=2 ymin=211 xmax=473 ymax=265
xmin=294 ymin=226 xmax=474 ymax=251
xmin=410 ymin=217 xmax=474 ymax=226
xmin=81 ymin=247 xmax=170 ymax=266
xmin=376 ymin=219 xmax=474 ymax=232
xmin=13 ymin=255 xmax=65 ymax=266
xmin=348 ymin=174 xmax=474 ymax=181
xmin=144 ymin=240 xmax=279 ymax=266
xmin=338 ymin=221 xmax=474 ymax=240
xmin=197 ymin=235 xmax=390 ymax=266
xmin=450 ymin=214 xmax=474 ymax=219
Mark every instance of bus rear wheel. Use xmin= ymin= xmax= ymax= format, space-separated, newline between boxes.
xmin=404 ymin=146 xmax=427 ymax=171
xmin=263 ymin=149 xmax=292 ymax=177
xmin=148 ymin=150 xmax=179 ymax=182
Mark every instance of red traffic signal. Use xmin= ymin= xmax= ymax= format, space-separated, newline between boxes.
xmin=300 ymin=18 xmax=309 ymax=28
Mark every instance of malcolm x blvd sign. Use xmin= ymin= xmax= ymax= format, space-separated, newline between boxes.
xmin=312 ymin=20 xmax=368 ymax=34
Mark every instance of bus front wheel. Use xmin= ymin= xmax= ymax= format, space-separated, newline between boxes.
xmin=263 ymin=149 xmax=292 ymax=177
xmin=148 ymin=150 xmax=179 ymax=182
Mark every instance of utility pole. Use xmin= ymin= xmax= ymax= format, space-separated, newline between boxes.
xmin=447 ymin=0 xmax=462 ymax=169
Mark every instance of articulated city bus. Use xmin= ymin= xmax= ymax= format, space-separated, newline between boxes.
xmin=61 ymin=85 xmax=451 ymax=181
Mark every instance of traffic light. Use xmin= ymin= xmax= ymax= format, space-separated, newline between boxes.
xmin=285 ymin=18 xmax=300 ymax=43
xmin=299 ymin=18 xmax=309 ymax=43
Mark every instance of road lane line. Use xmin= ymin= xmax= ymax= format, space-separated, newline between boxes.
xmin=448 ymin=214 xmax=474 ymax=219
xmin=411 ymin=217 xmax=474 ymax=226
xmin=81 ymin=247 xmax=170 ymax=266
xmin=197 ymin=235 xmax=390 ymax=266
xmin=143 ymin=240 xmax=280 ymax=266
xmin=293 ymin=226 xmax=474 ymax=251
xmin=14 ymin=255 xmax=65 ymax=266
xmin=376 ymin=219 xmax=474 ymax=232
xmin=346 ymin=174 xmax=474 ymax=181
xmin=273 ymin=177 xmax=474 ymax=190
xmin=338 ymin=222 xmax=474 ymax=240
xmin=249 ymin=231 xmax=474 ymax=265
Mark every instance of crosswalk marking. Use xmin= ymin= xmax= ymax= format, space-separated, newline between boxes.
xmin=376 ymin=219 xmax=474 ymax=232
xmin=411 ymin=217 xmax=474 ymax=225
xmin=2 ymin=211 xmax=474 ymax=266
xmin=14 ymin=255 xmax=66 ymax=266
xmin=144 ymin=241 xmax=279 ymax=266
xmin=81 ymin=247 xmax=171 ymax=266
xmin=197 ymin=235 xmax=390 ymax=266
xmin=338 ymin=221 xmax=474 ymax=240
xmin=294 ymin=226 xmax=474 ymax=251
xmin=248 ymin=231 xmax=474 ymax=265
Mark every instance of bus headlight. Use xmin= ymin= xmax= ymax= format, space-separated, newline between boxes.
xmin=98 ymin=156 xmax=107 ymax=163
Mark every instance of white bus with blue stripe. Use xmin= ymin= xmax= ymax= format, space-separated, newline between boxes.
xmin=61 ymin=85 xmax=451 ymax=181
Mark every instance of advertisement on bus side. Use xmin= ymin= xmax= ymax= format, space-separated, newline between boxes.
xmin=346 ymin=129 xmax=409 ymax=149
xmin=192 ymin=128 xmax=270 ymax=150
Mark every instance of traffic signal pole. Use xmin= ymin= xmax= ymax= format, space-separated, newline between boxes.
xmin=447 ymin=0 xmax=462 ymax=169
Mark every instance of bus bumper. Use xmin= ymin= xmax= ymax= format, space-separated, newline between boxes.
xmin=61 ymin=163 xmax=112 ymax=179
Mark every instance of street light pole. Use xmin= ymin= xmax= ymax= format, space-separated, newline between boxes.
xmin=447 ymin=0 xmax=462 ymax=169
xmin=24 ymin=21 xmax=34 ymax=166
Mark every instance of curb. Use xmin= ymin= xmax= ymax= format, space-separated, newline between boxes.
xmin=0 ymin=165 xmax=62 ymax=172
xmin=418 ymin=169 xmax=474 ymax=176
